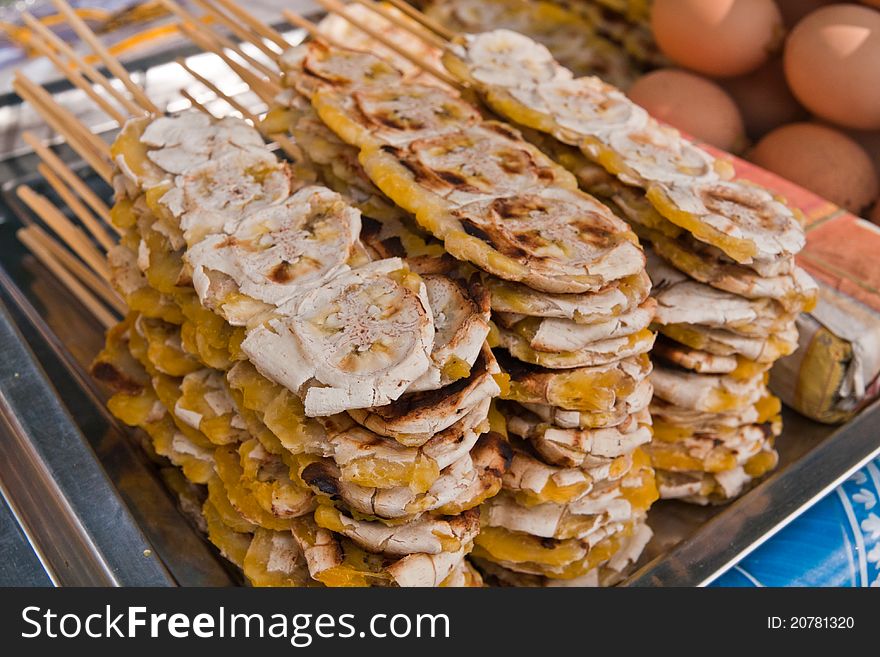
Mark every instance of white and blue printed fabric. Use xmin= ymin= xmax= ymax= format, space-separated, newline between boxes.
xmin=715 ymin=456 xmax=880 ymax=587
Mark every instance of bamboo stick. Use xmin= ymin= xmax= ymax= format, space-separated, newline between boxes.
xmin=50 ymin=0 xmax=160 ymax=114
xmin=38 ymin=163 xmax=116 ymax=252
xmin=20 ymin=11 xmax=144 ymax=118
xmin=211 ymin=0 xmax=289 ymax=50
xmin=20 ymin=17 xmax=127 ymax=124
xmin=178 ymin=23 xmax=279 ymax=102
xmin=281 ymin=9 xmax=344 ymax=49
xmin=179 ymin=88 xmax=214 ymax=116
xmin=17 ymin=185 xmax=112 ymax=282
xmin=177 ymin=59 xmax=300 ymax=160
xmin=194 ymin=0 xmax=280 ymax=61
xmin=159 ymin=0 xmax=281 ymax=85
xmin=24 ymin=224 xmax=126 ymax=315
xmin=383 ymin=0 xmax=455 ymax=41
xmin=22 ymin=131 xmax=114 ymax=230
xmin=350 ymin=0 xmax=446 ymax=50
xmin=17 ymin=227 xmax=117 ymax=329
xmin=14 ymin=76 xmax=113 ymax=183
xmin=314 ymin=0 xmax=460 ymax=88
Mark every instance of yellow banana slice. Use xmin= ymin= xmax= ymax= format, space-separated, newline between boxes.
xmin=313 ymin=504 xmax=479 ymax=556
xmin=647 ymin=179 xmax=807 ymax=264
xmin=495 ymin=323 xmax=655 ymax=368
xmin=506 ymin=404 xmax=651 ymax=468
xmin=483 ymin=270 xmax=650 ymax=323
xmin=187 ymin=186 xmax=362 ymax=321
xmin=650 ymin=366 xmax=768 ymax=414
xmin=242 ymin=258 xmax=434 ymax=416
xmin=499 ymin=351 xmax=651 ymax=412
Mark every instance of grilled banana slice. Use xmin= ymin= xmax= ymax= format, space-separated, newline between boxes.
xmin=495 ymin=323 xmax=655 ymax=368
xmin=646 ymin=179 xmax=806 ymax=265
xmin=658 ymin=321 xmax=798 ymax=363
xmin=496 ymin=298 xmax=655 ymax=352
xmin=499 ymin=351 xmax=651 ymax=412
xmin=161 ymin=150 xmax=293 ymax=246
xmin=642 ymin=224 xmax=817 ymax=312
xmin=471 ymin=520 xmax=652 ymax=585
xmin=187 ymin=186 xmax=362 ymax=321
xmin=649 ymin=250 xmax=792 ymax=337
xmin=313 ymin=504 xmax=479 ymax=557
xmin=444 ymin=187 xmax=644 ymax=294
xmin=445 ymin=29 xmax=572 ymax=89
xmin=347 ymin=345 xmax=499 ymax=443
xmin=242 ymin=258 xmax=434 ymax=416
xmin=646 ymin=424 xmax=769 ymax=474
xmin=656 ymin=448 xmax=778 ymax=505
xmin=174 ymin=369 xmax=249 ymax=446
xmin=519 ymin=377 xmax=653 ymax=429
xmin=408 ymin=274 xmax=491 ymax=393
xmin=312 ymin=82 xmax=482 ymax=149
xmin=289 ymin=516 xmax=473 ymax=587
xmin=483 ymin=270 xmax=651 ymax=323
xmin=651 ymin=394 xmax=782 ymax=435
xmin=656 ymin=340 xmax=771 ymax=381
xmin=243 ymin=527 xmax=316 ymax=587
xmin=301 ymin=432 xmax=509 ymax=520
xmin=113 ymin=111 xmax=269 ymax=189
xmin=650 ymin=366 xmax=768 ymax=414
xmin=506 ymin=405 xmax=652 ymax=468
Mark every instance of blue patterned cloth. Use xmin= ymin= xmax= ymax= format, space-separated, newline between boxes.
xmin=714 ymin=457 xmax=880 ymax=587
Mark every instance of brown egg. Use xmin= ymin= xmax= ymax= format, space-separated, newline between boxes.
xmin=834 ymin=125 xmax=880 ymax=179
xmin=784 ymin=5 xmax=880 ymax=130
xmin=870 ymin=199 xmax=880 ymax=224
xmin=749 ymin=123 xmax=879 ymax=213
xmin=651 ymin=0 xmax=784 ymax=78
xmin=628 ymin=69 xmax=745 ymax=151
xmin=723 ymin=58 xmax=807 ymax=139
xmin=777 ymin=0 xmax=836 ymax=27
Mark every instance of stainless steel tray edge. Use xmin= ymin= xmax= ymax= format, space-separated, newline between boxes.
xmin=625 ymin=401 xmax=880 ymax=586
xmin=0 ymin=297 xmax=173 ymax=586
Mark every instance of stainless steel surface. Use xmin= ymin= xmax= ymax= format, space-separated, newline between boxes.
xmin=0 ymin=486 xmax=53 ymax=587
xmin=0 ymin=8 xmax=877 ymax=586
xmin=0 ymin=296 xmax=173 ymax=585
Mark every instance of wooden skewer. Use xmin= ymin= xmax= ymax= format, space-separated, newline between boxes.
xmin=19 ymin=16 xmax=127 ymax=124
xmin=14 ymin=76 xmax=114 ymax=184
xmin=193 ymin=0 xmax=280 ymax=61
xmin=22 ymin=132 xmax=114 ymax=230
xmin=17 ymin=185 xmax=112 ymax=282
xmin=210 ymin=0 xmax=289 ymax=51
xmin=383 ymin=0 xmax=455 ymax=41
xmin=23 ymin=224 xmax=126 ymax=315
xmin=177 ymin=59 xmax=258 ymax=122
xmin=50 ymin=0 xmax=159 ymax=114
xmin=314 ymin=0 xmax=461 ymax=89
xmin=38 ymin=163 xmax=116 ymax=252
xmin=18 ymin=227 xmax=117 ymax=329
xmin=281 ymin=9 xmax=345 ymax=49
xmin=349 ymin=0 xmax=447 ymax=51
xmin=179 ymin=23 xmax=279 ymax=103
xmin=179 ymin=88 xmax=215 ymax=116
xmin=160 ymin=0 xmax=281 ymax=85
xmin=14 ymin=74 xmax=110 ymax=163
xmin=20 ymin=11 xmax=143 ymax=118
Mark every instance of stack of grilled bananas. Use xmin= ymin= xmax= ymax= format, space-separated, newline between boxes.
xmin=419 ymin=0 xmax=668 ymax=88
xmin=441 ymin=29 xmax=816 ymax=505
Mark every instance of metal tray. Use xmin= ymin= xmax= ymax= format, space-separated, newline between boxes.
xmin=1 ymin=42 xmax=879 ymax=588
